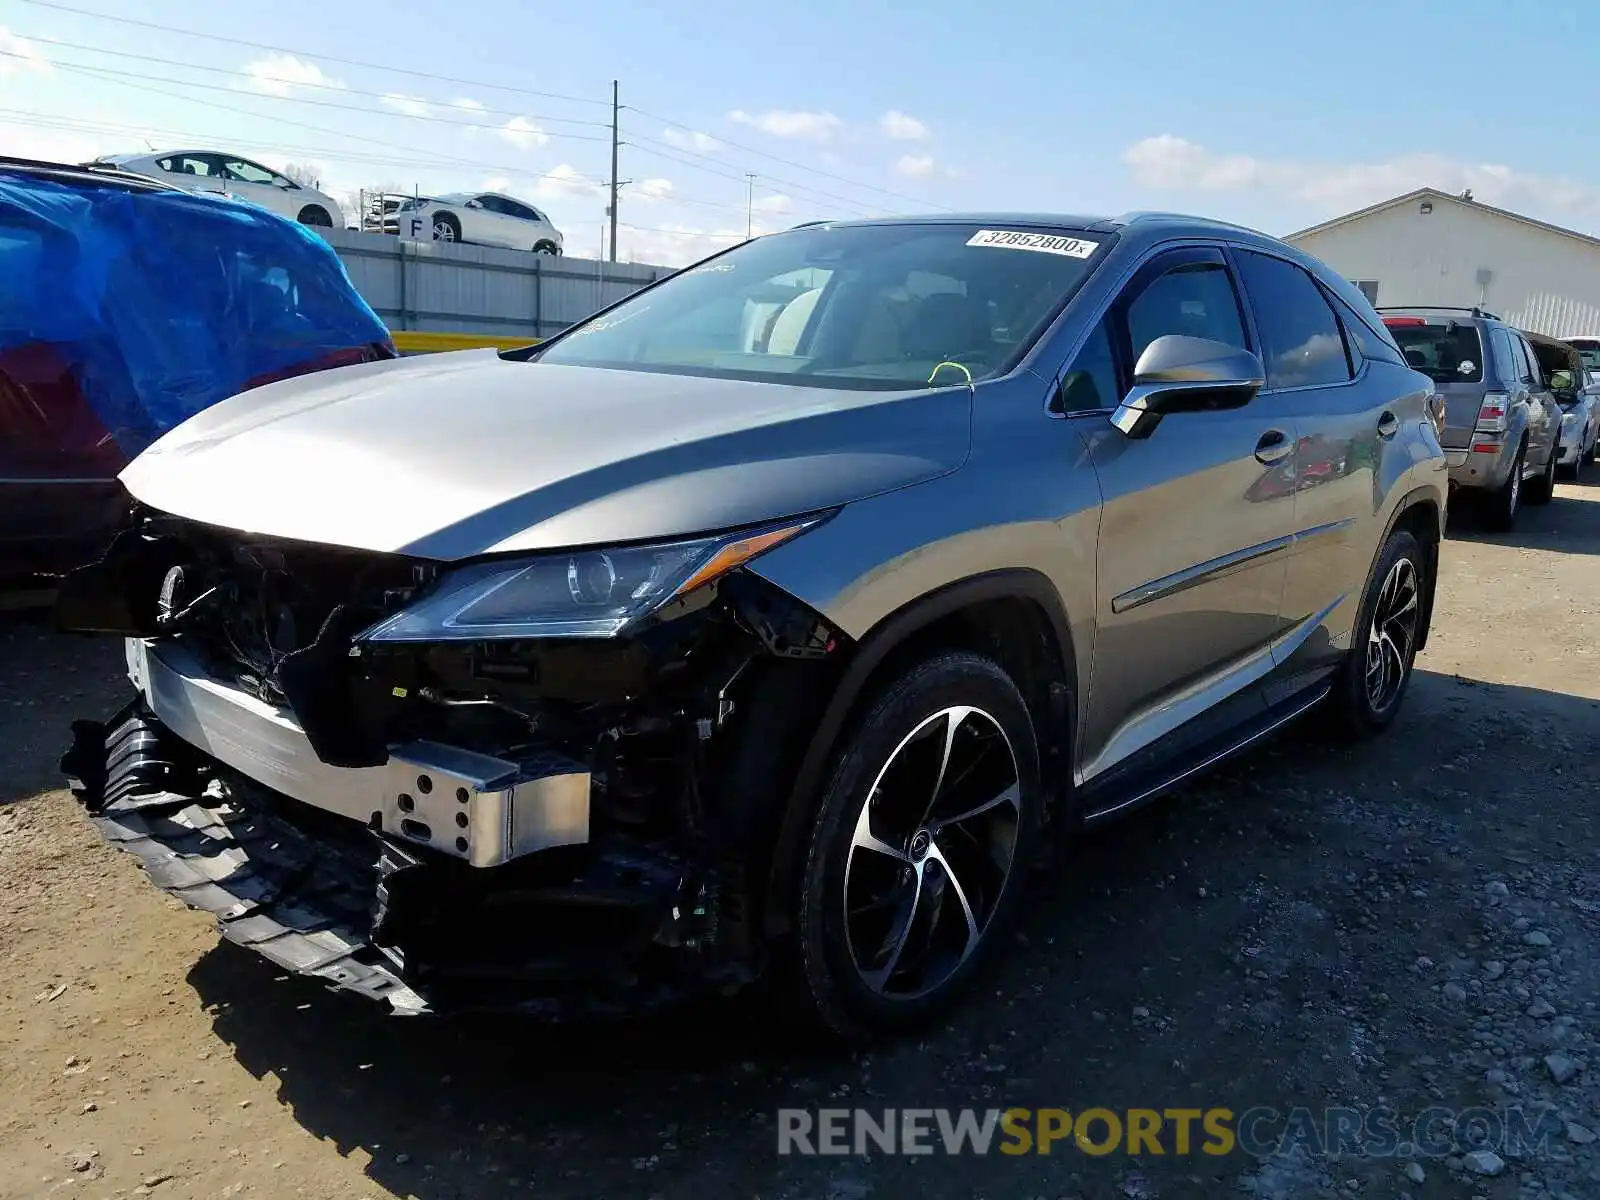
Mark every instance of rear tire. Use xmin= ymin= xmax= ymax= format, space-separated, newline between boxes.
xmin=1326 ymin=528 xmax=1425 ymax=737
xmin=792 ymin=651 xmax=1042 ymax=1040
xmin=1483 ymin=444 xmax=1524 ymax=531
xmin=1525 ymin=444 xmax=1557 ymax=505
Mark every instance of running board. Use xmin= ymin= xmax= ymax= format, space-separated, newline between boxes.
xmin=1080 ymin=683 xmax=1331 ymax=826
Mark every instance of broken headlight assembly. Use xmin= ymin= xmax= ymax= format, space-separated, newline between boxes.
xmin=358 ymin=516 xmax=828 ymax=643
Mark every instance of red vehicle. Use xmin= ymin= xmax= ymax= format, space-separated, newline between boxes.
xmin=0 ymin=156 xmax=394 ymax=583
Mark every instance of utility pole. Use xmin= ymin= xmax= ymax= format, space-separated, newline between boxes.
xmin=745 ymin=173 xmax=756 ymax=239
xmin=608 ymin=79 xmax=620 ymax=263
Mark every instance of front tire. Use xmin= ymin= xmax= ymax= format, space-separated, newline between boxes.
xmin=297 ymin=205 xmax=333 ymax=227
xmin=793 ymin=651 xmax=1042 ymax=1039
xmin=1327 ymin=528 xmax=1425 ymax=736
xmin=533 ymin=240 xmax=560 ymax=255
xmin=432 ymin=213 xmax=460 ymax=243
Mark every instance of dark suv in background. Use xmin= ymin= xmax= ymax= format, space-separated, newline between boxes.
xmin=1380 ymin=307 xmax=1563 ymax=529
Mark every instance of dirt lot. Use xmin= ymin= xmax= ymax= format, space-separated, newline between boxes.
xmin=3 ymin=483 xmax=1600 ymax=1200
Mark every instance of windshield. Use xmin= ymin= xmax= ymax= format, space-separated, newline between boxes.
xmin=533 ymin=222 xmax=1109 ymax=390
xmin=1386 ymin=321 xmax=1485 ymax=383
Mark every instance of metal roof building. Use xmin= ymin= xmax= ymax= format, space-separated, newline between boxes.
xmin=1285 ymin=187 xmax=1600 ymax=339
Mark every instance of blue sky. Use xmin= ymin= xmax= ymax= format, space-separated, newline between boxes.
xmin=3 ymin=0 xmax=1598 ymax=264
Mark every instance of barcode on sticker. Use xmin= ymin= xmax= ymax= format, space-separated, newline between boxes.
xmin=966 ymin=230 xmax=1100 ymax=258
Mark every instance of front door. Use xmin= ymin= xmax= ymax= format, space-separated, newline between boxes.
xmin=1062 ymin=245 xmax=1299 ymax=785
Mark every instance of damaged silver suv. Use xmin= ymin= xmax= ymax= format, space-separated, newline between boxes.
xmin=58 ymin=214 xmax=1447 ymax=1037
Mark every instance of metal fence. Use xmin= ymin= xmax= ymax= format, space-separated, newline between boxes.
xmin=322 ymin=229 xmax=672 ymax=341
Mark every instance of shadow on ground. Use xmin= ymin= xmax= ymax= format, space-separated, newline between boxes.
xmin=0 ymin=609 xmax=122 ymax=805
xmin=1446 ymin=478 xmax=1600 ymax=554
xmin=182 ymin=666 xmax=1600 ymax=1200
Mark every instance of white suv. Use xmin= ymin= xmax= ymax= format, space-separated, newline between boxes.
xmin=97 ymin=151 xmax=344 ymax=230
xmin=394 ymin=191 xmax=564 ymax=254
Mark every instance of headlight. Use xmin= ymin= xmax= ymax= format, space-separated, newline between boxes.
xmin=359 ymin=517 xmax=825 ymax=642
xmin=1562 ymin=411 xmax=1578 ymax=428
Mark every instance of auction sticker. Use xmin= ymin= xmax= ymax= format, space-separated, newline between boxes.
xmin=966 ymin=229 xmax=1100 ymax=258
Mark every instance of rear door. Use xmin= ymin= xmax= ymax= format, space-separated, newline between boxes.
xmin=1515 ymin=332 xmax=1561 ymax=467
xmin=1383 ymin=317 xmax=1488 ymax=449
xmin=472 ymin=196 xmax=519 ymax=248
xmin=1232 ymin=249 xmax=1411 ymax=687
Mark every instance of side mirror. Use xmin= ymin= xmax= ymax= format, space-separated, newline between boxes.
xmin=1110 ymin=335 xmax=1266 ymax=439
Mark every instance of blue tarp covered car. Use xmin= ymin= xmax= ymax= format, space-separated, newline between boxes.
xmin=0 ymin=156 xmax=395 ymax=579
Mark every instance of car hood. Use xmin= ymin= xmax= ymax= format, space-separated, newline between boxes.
xmin=119 ymin=350 xmax=972 ymax=560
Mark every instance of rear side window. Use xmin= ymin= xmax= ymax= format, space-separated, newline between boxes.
xmin=1385 ymin=321 xmax=1485 ymax=384
xmin=1234 ymin=250 xmax=1351 ymax=388
xmin=1488 ymin=327 xmax=1517 ymax=386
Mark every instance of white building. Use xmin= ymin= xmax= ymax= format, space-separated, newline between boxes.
xmin=1286 ymin=187 xmax=1600 ymax=339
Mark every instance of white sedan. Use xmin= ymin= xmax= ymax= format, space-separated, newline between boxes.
xmin=96 ymin=151 xmax=344 ymax=230
xmin=392 ymin=191 xmax=564 ymax=254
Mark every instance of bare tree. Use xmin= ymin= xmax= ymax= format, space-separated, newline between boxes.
xmin=280 ymin=162 xmax=323 ymax=189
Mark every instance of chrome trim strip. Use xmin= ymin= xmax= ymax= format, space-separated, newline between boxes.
xmin=1292 ymin=516 xmax=1357 ymax=546
xmin=1111 ymin=534 xmax=1294 ymax=614
xmin=1078 ymin=592 xmax=1343 ymax=786
xmin=1083 ymin=684 xmax=1331 ymax=825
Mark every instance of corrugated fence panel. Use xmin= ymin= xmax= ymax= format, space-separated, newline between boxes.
xmin=321 ymin=229 xmax=672 ymax=339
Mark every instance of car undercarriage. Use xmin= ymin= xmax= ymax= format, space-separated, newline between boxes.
xmin=58 ymin=508 xmax=845 ymax=1017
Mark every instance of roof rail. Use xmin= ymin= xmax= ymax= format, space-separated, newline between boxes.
xmin=1375 ymin=304 xmax=1501 ymax=321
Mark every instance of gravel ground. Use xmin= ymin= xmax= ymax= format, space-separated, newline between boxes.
xmin=3 ymin=481 xmax=1600 ymax=1200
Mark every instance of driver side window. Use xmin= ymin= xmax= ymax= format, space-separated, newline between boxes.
xmin=1056 ymin=258 xmax=1248 ymax=414
xmin=1124 ymin=263 xmax=1248 ymax=365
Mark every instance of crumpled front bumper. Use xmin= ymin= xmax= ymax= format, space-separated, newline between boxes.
xmin=63 ymin=705 xmax=431 ymax=1014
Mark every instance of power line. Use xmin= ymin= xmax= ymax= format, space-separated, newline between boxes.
xmin=15 ymin=34 xmax=615 ymax=129
xmin=11 ymin=0 xmax=611 ymax=108
xmin=629 ymin=104 xmax=950 ymax=212
xmin=3 ymin=53 xmax=612 ymax=142
xmin=1 ymin=108 xmax=777 ymax=222
xmin=11 ymin=0 xmax=940 ymax=222
xmin=626 ymin=140 xmax=879 ymax=219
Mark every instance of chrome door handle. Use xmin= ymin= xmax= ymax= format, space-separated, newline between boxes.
xmin=1254 ymin=429 xmax=1292 ymax=465
xmin=1377 ymin=411 xmax=1399 ymax=439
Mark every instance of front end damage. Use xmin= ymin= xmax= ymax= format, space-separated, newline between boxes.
xmin=58 ymin=509 xmax=844 ymax=1016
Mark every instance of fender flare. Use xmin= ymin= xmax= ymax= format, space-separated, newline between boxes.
xmin=1376 ymin=483 xmax=1445 ymax=653
xmin=760 ymin=567 xmax=1078 ymax=936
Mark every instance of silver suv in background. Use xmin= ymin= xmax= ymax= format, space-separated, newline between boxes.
xmin=59 ymin=213 xmax=1446 ymax=1038
xmin=1380 ymin=308 xmax=1562 ymax=529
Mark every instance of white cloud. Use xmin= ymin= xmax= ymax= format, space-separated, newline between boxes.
xmin=483 ymin=175 xmax=510 ymax=193
xmin=1122 ymin=134 xmax=1600 ymax=220
xmin=727 ymin=109 xmax=840 ymax=142
xmin=618 ymin=223 xmax=757 ymax=268
xmin=451 ymin=97 xmax=484 ymax=111
xmin=533 ymin=163 xmax=605 ymax=200
xmin=242 ymin=53 xmax=340 ymax=97
xmin=380 ymin=93 xmax=430 ymax=118
xmin=879 ymin=110 xmax=928 ymax=140
xmin=663 ymin=127 xmax=721 ymax=153
xmin=0 ymin=26 xmax=50 ymax=77
xmin=498 ymin=116 xmax=549 ymax=150
xmin=753 ymin=193 xmax=793 ymax=214
xmin=894 ymin=153 xmax=937 ymax=179
xmin=630 ymin=177 xmax=675 ymax=201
